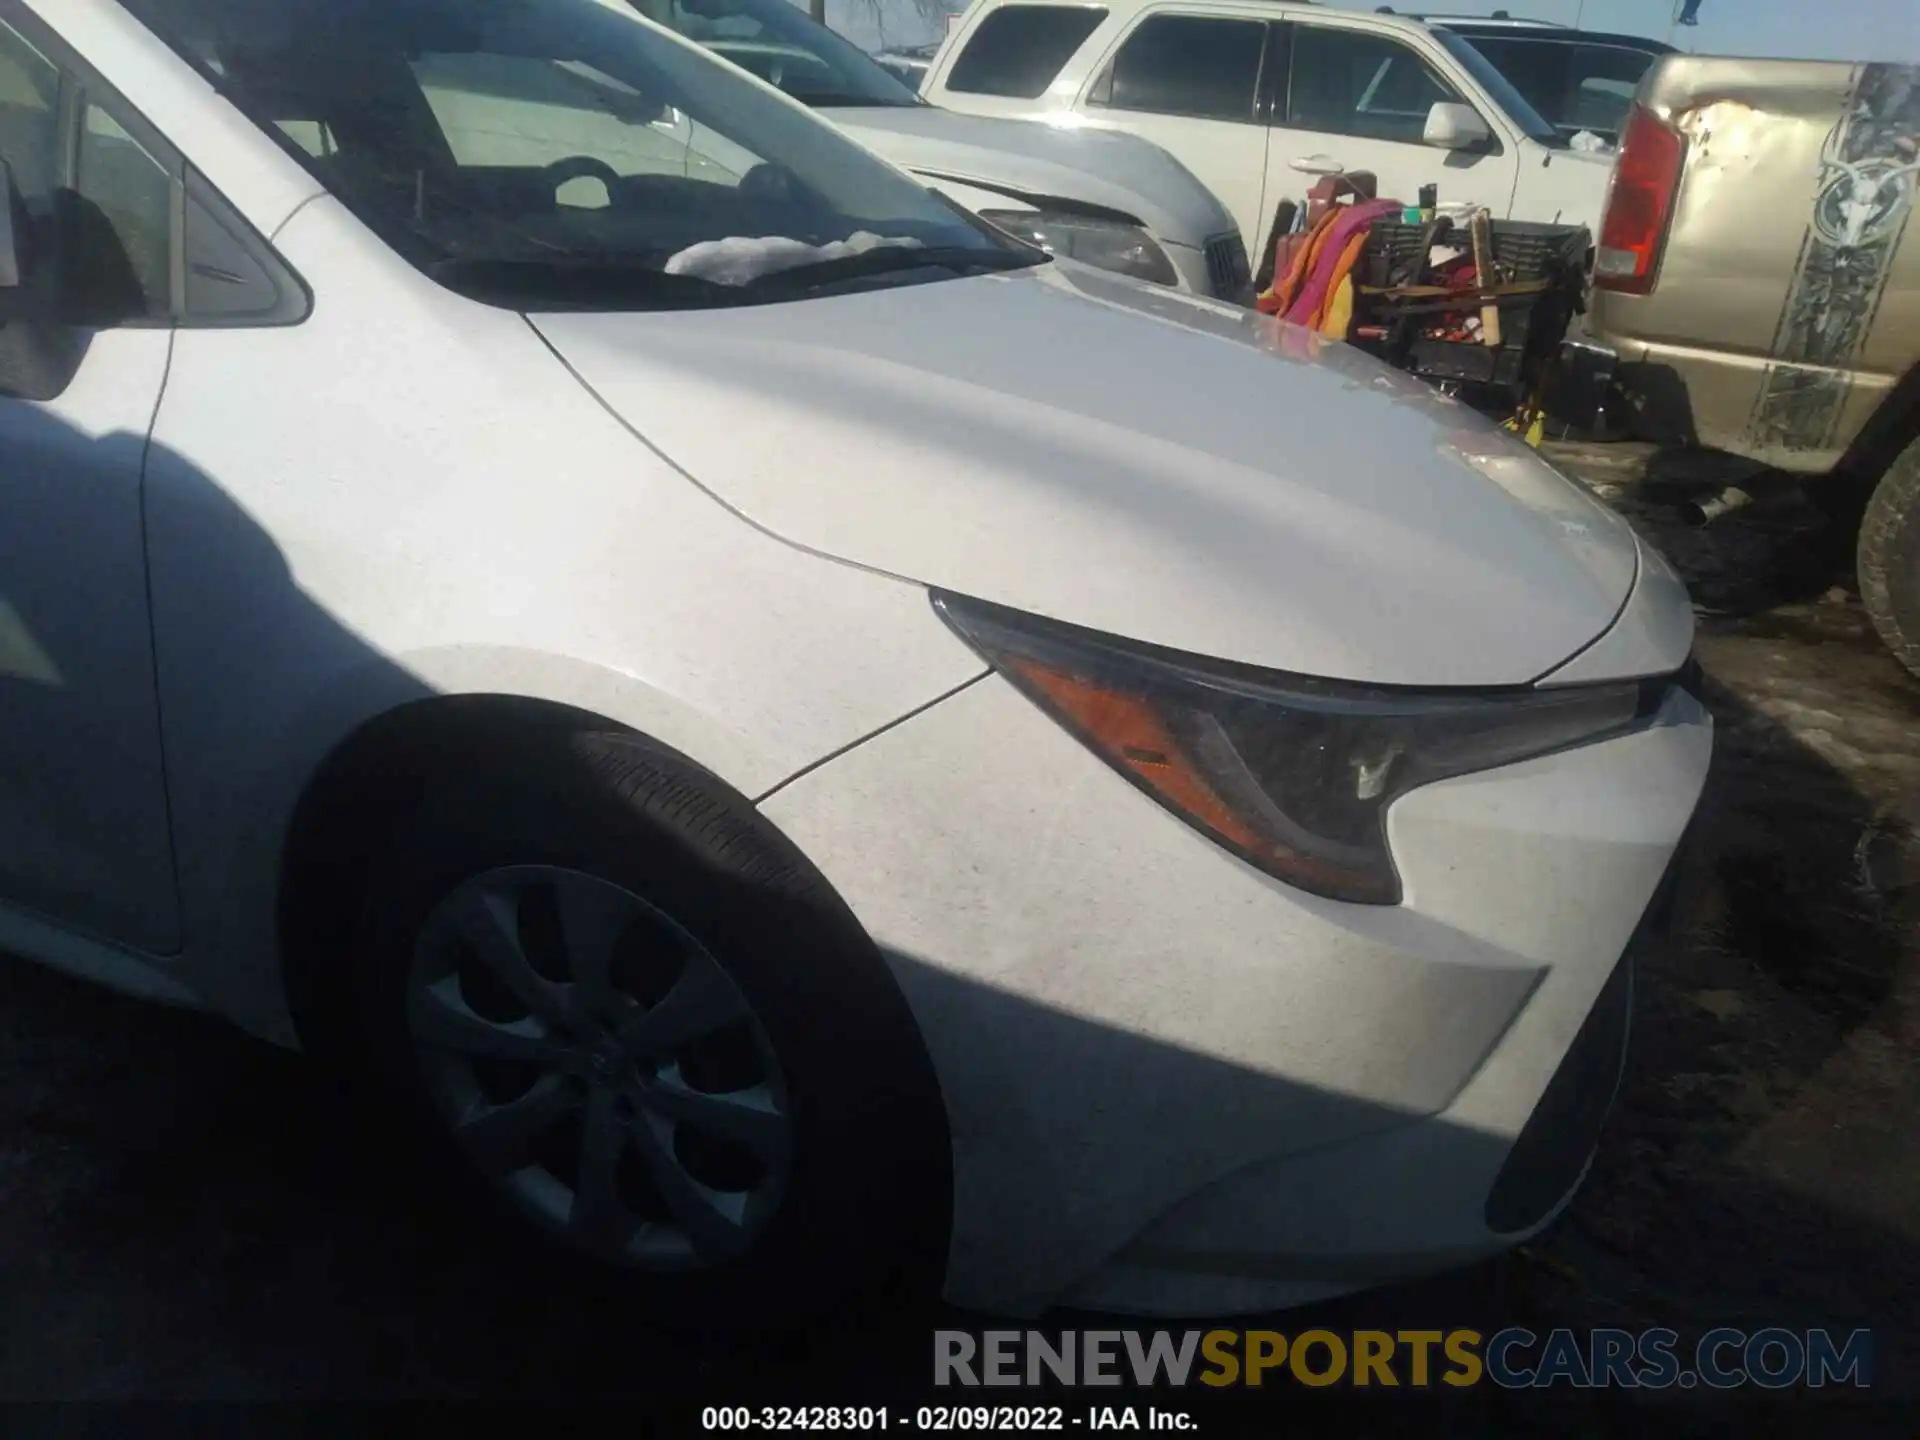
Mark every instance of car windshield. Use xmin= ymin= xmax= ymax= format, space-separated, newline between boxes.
xmin=122 ymin=0 xmax=1018 ymax=310
xmin=1430 ymin=27 xmax=1568 ymax=149
xmin=627 ymin=0 xmax=923 ymax=108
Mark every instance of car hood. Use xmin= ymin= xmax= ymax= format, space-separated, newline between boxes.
xmin=532 ymin=264 xmax=1641 ymax=687
xmin=817 ymin=104 xmax=1233 ymax=247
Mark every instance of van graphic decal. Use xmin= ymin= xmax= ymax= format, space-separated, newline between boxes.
xmin=1748 ymin=63 xmax=1919 ymax=458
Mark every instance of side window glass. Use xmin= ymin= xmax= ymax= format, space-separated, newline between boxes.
xmin=0 ymin=17 xmax=58 ymax=199
xmin=181 ymin=167 xmax=306 ymax=325
xmin=1464 ymin=38 xmax=1566 ymax=128
xmin=1571 ymin=75 xmax=1636 ymax=134
xmin=1569 ymin=45 xmax=1658 ymax=134
xmin=78 ymin=100 xmax=174 ymax=317
xmin=274 ymin=119 xmax=339 ymax=159
xmin=1287 ymin=27 xmax=1464 ymax=144
xmin=1097 ymin=15 xmax=1264 ymax=123
xmin=0 ymin=13 xmax=297 ymax=328
xmin=946 ymin=6 xmax=1108 ymax=100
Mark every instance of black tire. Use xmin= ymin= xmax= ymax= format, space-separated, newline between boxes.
xmin=348 ymin=725 xmax=950 ymax=1325
xmin=1859 ymin=434 xmax=1920 ymax=678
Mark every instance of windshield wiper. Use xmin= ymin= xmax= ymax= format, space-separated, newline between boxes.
xmin=428 ymin=256 xmax=743 ymax=311
xmin=740 ymin=243 xmax=1045 ymax=294
xmin=428 ymin=244 xmax=1041 ymax=311
xmin=792 ymin=93 xmax=921 ymax=108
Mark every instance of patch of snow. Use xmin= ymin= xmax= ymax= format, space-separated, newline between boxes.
xmin=663 ymin=231 xmax=922 ymax=285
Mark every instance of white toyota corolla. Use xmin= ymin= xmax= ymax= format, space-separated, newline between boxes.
xmin=0 ymin=0 xmax=1708 ymax=1320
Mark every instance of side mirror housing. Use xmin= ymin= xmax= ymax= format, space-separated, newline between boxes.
xmin=1424 ymin=101 xmax=1494 ymax=151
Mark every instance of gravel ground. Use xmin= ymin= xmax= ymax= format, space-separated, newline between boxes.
xmin=0 ymin=442 xmax=1915 ymax=1431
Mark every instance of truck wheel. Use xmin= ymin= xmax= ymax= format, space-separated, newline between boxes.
xmin=1859 ymin=434 xmax=1920 ymax=678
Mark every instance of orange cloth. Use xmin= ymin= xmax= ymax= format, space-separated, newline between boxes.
xmin=1284 ymin=214 xmax=1341 ymax=300
xmin=1257 ymin=207 xmax=1342 ymax=316
xmin=1308 ymin=230 xmax=1371 ymax=335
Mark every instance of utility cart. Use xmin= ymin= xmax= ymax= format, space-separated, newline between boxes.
xmin=1350 ymin=217 xmax=1592 ymax=413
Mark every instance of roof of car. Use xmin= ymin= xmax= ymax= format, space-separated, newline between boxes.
xmin=1383 ymin=10 xmax=1567 ymax=24
xmin=1448 ymin=26 xmax=1675 ymax=52
xmin=1410 ymin=15 xmax=1676 ymax=51
xmin=950 ymin=0 xmax=1670 ymax=50
xmin=959 ymin=0 xmax=1459 ymax=26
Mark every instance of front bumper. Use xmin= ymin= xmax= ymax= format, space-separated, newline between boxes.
xmin=762 ymin=670 xmax=1711 ymax=1316
xmin=1068 ymin=842 xmax=1682 ymax=1317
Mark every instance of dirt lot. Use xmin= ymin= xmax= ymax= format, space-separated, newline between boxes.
xmin=0 ymin=442 xmax=1915 ymax=1430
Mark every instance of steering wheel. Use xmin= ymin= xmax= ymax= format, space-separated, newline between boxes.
xmin=544 ymin=155 xmax=623 ymax=197
xmin=738 ymin=162 xmax=812 ymax=207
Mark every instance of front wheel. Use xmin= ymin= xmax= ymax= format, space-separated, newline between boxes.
xmin=1859 ymin=434 xmax=1920 ymax=678
xmin=349 ymin=729 xmax=950 ymax=1323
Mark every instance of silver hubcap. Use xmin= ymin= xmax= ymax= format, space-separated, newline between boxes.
xmin=406 ymin=865 xmax=790 ymax=1270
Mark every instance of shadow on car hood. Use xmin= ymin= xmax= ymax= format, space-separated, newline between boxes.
xmin=531 ymin=264 xmax=1639 ymax=687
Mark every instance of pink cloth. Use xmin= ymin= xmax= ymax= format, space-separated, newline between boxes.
xmin=1282 ymin=198 xmax=1400 ymax=329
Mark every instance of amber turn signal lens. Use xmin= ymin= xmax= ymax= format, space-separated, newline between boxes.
xmin=1009 ymin=658 xmax=1264 ymax=853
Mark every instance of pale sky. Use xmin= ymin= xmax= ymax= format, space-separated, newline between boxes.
xmin=1333 ymin=0 xmax=1920 ymax=64
xmin=819 ymin=0 xmax=1920 ymax=64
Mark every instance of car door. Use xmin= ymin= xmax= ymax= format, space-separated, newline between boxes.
xmin=0 ymin=6 xmax=179 ymax=952
xmin=1075 ymin=10 xmax=1272 ymax=251
xmin=1266 ymin=21 xmax=1518 ymax=221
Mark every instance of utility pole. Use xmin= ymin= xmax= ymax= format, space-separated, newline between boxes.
xmin=811 ymin=0 xmax=827 ymax=20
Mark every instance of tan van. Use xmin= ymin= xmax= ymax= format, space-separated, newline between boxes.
xmin=1580 ymin=54 xmax=1920 ymax=674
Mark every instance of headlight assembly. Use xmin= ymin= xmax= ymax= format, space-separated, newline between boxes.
xmin=976 ymin=208 xmax=1179 ymax=288
xmin=934 ymin=593 xmax=1674 ymax=905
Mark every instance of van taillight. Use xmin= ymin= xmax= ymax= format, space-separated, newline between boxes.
xmin=1595 ymin=104 xmax=1685 ymax=295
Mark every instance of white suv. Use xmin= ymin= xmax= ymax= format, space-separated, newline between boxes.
xmin=922 ymin=0 xmax=1617 ymax=263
